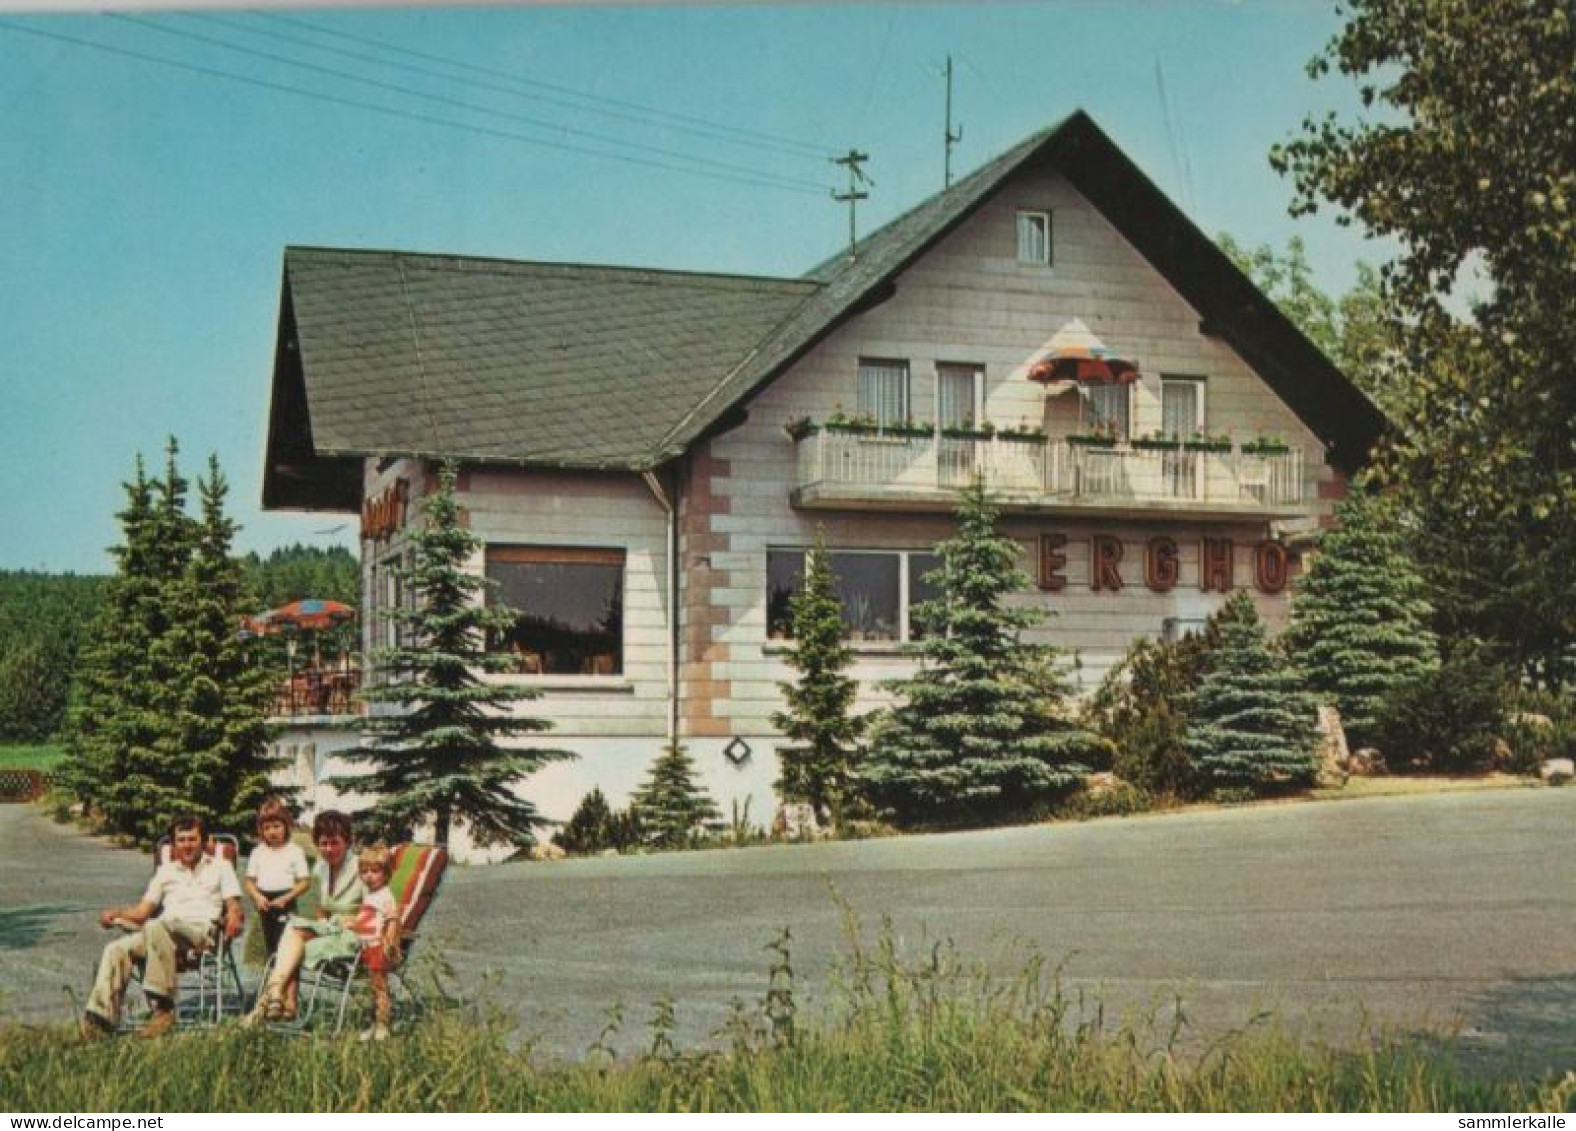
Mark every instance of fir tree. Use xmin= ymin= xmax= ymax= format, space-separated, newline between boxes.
xmin=770 ymin=529 xmax=864 ymax=826
xmin=65 ymin=445 xmax=198 ymax=842
xmin=1287 ymin=488 xmax=1438 ymax=748
xmin=858 ymin=478 xmax=1102 ymax=826
xmin=629 ymin=742 xmax=722 ymax=850
xmin=168 ymin=457 xmax=282 ymax=834
xmin=332 ymin=461 xmax=572 ymax=849
xmin=58 ymin=456 xmax=157 ymax=816
xmin=1185 ymin=591 xmax=1318 ymax=795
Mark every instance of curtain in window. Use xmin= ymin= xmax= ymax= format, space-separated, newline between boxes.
xmin=1017 ymin=212 xmax=1050 ymax=264
xmin=1085 ymin=384 xmax=1130 ymax=438
xmin=858 ymin=359 xmax=910 ymax=429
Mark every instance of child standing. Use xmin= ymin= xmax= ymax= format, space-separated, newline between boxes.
xmin=243 ymin=798 xmax=311 ymax=960
xmin=352 ymin=843 xmax=402 ymax=1042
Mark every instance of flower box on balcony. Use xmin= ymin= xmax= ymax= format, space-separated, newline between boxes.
xmin=1183 ymin=436 xmax=1233 ymax=453
xmin=1067 ymin=433 xmax=1119 ymax=448
xmin=941 ymin=425 xmax=997 ymax=441
xmin=824 ymin=420 xmax=880 ymax=437
xmin=1241 ymin=439 xmax=1292 ymax=456
xmin=784 ymin=417 xmax=817 ymax=441
xmin=1132 ymin=437 xmax=1182 ymax=452
xmin=879 ymin=422 xmax=938 ymax=439
xmin=996 ymin=427 xmax=1047 ymax=443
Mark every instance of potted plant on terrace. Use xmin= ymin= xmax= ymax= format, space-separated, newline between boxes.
xmin=784 ymin=415 xmax=817 ymax=441
xmin=996 ymin=423 xmax=1047 ymax=443
xmin=1132 ymin=430 xmax=1182 ymax=452
xmin=941 ymin=417 xmax=996 ymax=441
xmin=1240 ymin=434 xmax=1292 ymax=456
xmin=1183 ymin=430 xmax=1233 ymax=453
xmin=1067 ymin=421 xmax=1121 ymax=448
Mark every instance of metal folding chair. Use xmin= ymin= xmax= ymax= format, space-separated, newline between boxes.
xmin=261 ymin=842 xmax=448 ymax=1035
xmin=103 ymin=834 xmax=247 ymax=1032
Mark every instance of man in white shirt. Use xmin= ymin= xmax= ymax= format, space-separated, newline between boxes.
xmin=82 ymin=814 xmax=243 ymax=1039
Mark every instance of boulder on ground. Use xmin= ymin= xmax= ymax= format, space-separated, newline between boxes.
xmin=529 ymin=843 xmax=566 ymax=861
xmin=1540 ymin=757 xmax=1573 ymax=784
xmin=1315 ymin=705 xmax=1350 ymax=787
xmin=1082 ymin=772 xmax=1120 ymax=796
xmin=772 ymin=802 xmax=824 ymax=840
xmin=1348 ymin=748 xmax=1387 ymax=777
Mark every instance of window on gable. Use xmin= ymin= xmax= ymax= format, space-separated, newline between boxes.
xmin=485 ymin=546 xmax=625 ymax=676
xmin=1017 ymin=210 xmax=1052 ymax=266
xmin=857 ymin=358 xmax=910 ymax=431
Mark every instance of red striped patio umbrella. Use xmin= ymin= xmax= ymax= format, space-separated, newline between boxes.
xmin=1027 ymin=318 xmax=1141 ymax=387
xmin=249 ymin=599 xmax=356 ymax=634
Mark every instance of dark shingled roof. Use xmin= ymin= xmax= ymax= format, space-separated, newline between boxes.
xmin=263 ymin=110 xmax=1384 ymax=510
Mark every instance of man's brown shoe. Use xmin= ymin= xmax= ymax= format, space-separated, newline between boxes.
xmin=78 ymin=1014 xmax=113 ymax=1042
xmin=137 ymin=1010 xmax=176 ymax=1039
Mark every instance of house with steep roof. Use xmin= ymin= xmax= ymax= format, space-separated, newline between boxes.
xmin=262 ymin=110 xmax=1383 ymax=834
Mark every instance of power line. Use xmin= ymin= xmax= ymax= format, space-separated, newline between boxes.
xmin=0 ymin=19 xmax=829 ymax=198
xmin=189 ymin=10 xmax=832 ymax=165
xmin=110 ymin=14 xmax=830 ymax=194
xmin=253 ymin=9 xmax=831 ymax=161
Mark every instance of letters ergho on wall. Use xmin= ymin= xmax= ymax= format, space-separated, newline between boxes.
xmin=1038 ymin=533 xmax=1290 ymax=595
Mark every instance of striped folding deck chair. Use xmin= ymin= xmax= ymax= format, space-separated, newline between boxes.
xmin=284 ymin=842 xmax=449 ymax=1035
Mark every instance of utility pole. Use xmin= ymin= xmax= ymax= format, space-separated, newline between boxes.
xmin=943 ymin=54 xmax=963 ymax=189
xmin=830 ymin=149 xmax=871 ymax=261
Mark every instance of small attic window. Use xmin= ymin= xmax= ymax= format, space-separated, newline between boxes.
xmin=1017 ymin=210 xmax=1052 ymax=266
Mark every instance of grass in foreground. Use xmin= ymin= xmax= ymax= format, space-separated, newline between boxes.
xmin=5 ymin=930 xmax=1572 ymax=1112
xmin=0 ymin=743 xmax=64 ymax=771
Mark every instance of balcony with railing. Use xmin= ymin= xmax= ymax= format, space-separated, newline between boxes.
xmin=790 ymin=425 xmax=1310 ymax=518
xmin=268 ymin=667 xmax=364 ymax=720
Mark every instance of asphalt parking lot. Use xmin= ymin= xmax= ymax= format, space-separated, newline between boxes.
xmin=4 ymin=787 xmax=1573 ymax=1070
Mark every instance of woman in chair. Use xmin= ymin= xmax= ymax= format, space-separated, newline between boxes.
xmin=249 ymin=809 xmax=362 ymax=1023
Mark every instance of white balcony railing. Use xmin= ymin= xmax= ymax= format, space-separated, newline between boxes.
xmin=794 ymin=429 xmax=1307 ymax=510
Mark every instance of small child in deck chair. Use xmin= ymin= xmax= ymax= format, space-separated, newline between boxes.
xmin=351 ymin=843 xmax=402 ymax=1041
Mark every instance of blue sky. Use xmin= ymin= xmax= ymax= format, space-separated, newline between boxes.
xmin=0 ymin=1 xmax=1379 ymax=575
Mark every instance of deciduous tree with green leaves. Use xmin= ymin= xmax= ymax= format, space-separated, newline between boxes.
xmin=1287 ymin=487 xmax=1438 ymax=749
xmin=1185 ymin=591 xmax=1318 ymax=795
xmin=1272 ymin=0 xmax=1576 ymax=687
xmin=770 ymin=529 xmax=864 ymax=827
xmin=333 ymin=461 xmax=572 ymax=849
xmin=858 ymin=478 xmax=1101 ymax=826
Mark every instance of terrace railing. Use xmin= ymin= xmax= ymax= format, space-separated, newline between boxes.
xmin=793 ymin=429 xmax=1306 ymax=510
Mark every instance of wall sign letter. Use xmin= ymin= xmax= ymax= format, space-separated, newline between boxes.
xmin=1145 ymin=536 xmax=1179 ymax=592
xmin=1254 ymin=540 xmax=1290 ymax=593
xmin=361 ymin=478 xmax=409 ymax=542
xmin=1200 ymin=537 xmax=1233 ymax=593
xmin=1038 ymin=533 xmax=1067 ymax=591
xmin=1091 ymin=535 xmax=1124 ymax=591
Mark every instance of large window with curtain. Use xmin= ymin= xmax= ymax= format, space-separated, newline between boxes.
xmin=485 ymin=546 xmax=625 ymax=675
xmin=767 ymin=548 xmax=943 ymax=643
xmin=857 ymin=358 xmax=910 ymax=431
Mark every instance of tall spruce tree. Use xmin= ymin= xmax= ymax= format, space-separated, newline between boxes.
xmin=61 ymin=442 xmax=271 ymax=845
xmin=771 ymin=529 xmax=864 ymax=826
xmin=66 ymin=444 xmax=199 ymax=842
xmin=168 ymin=458 xmax=282 ymax=833
xmin=60 ymin=455 xmax=158 ymax=822
xmin=1185 ymin=591 xmax=1318 ymax=795
xmin=332 ymin=461 xmax=572 ymax=849
xmin=629 ymin=741 xmax=722 ymax=850
xmin=858 ymin=478 xmax=1102 ymax=826
xmin=1288 ymin=488 xmax=1437 ymax=748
